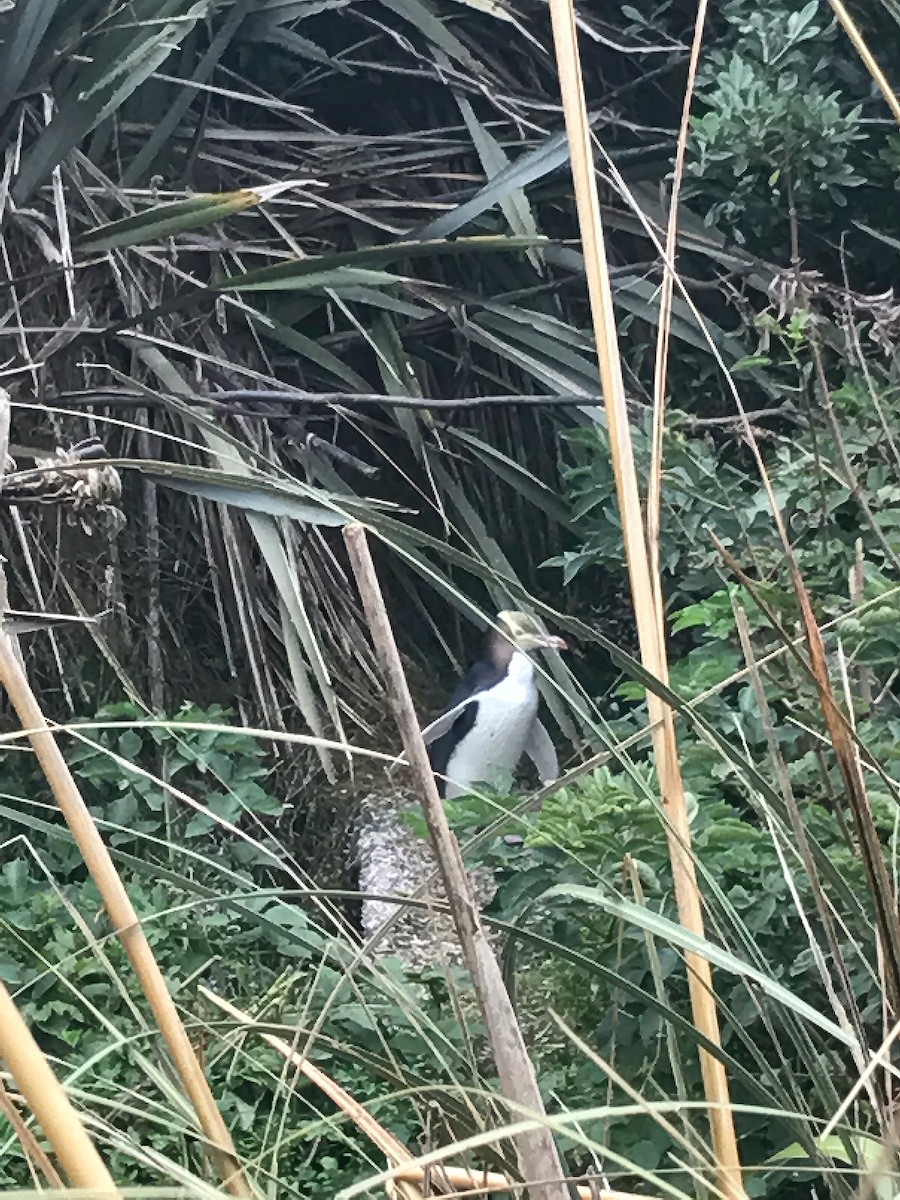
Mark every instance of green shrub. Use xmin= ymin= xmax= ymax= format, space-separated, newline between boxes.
xmin=688 ymin=0 xmax=865 ymax=240
xmin=0 ymin=704 xmax=483 ymax=1189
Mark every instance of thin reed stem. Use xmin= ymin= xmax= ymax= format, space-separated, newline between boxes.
xmin=0 ymin=610 xmax=251 ymax=1197
xmin=344 ymin=521 xmax=570 ymax=1200
xmin=544 ymin=1 xmax=745 ymax=1195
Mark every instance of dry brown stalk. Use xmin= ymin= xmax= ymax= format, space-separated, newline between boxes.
xmin=826 ymin=0 xmax=900 ymax=124
xmin=544 ymin=0 xmax=745 ymax=1194
xmin=0 ymin=1075 xmax=65 ymax=1189
xmin=343 ymin=522 xmax=569 ymax=1200
xmin=0 ymin=618 xmax=251 ymax=1197
xmin=790 ymin=569 xmax=900 ymax=1018
xmin=203 ymin=989 xmax=659 ymax=1200
xmin=0 ymin=980 xmax=114 ymax=1190
xmin=201 ymin=987 xmax=423 ymax=1200
xmin=648 ymin=0 xmax=708 ymax=602
xmin=0 ymin=1075 xmax=65 ymax=1188
xmin=389 ymin=1164 xmax=654 ymax=1200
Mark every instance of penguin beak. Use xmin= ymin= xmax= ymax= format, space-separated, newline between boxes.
xmin=497 ymin=611 xmax=568 ymax=652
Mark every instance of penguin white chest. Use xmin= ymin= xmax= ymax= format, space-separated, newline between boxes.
xmin=444 ymin=652 xmax=539 ymax=799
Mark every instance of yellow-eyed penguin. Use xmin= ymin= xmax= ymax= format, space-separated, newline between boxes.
xmin=422 ymin=610 xmax=566 ymax=799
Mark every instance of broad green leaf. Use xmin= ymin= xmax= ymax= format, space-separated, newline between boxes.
xmin=124 ymin=0 xmax=253 ymax=185
xmin=225 ymin=266 xmax=410 ymax=293
xmin=731 ymin=354 xmax=774 ymax=373
xmin=134 ymin=462 xmax=349 ymax=526
xmin=456 ymin=95 xmax=541 ymax=264
xmin=0 ymin=0 xmax=61 ymax=119
xmin=418 ymin=131 xmax=570 ymax=241
xmin=770 ymin=1135 xmax=872 ymax=1166
xmin=247 ymin=311 xmax=371 ymax=390
xmin=13 ymin=0 xmax=209 ymax=202
xmin=377 ymin=0 xmax=482 ymax=72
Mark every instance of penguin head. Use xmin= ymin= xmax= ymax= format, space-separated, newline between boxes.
xmin=496 ymin=610 xmax=568 ymax=653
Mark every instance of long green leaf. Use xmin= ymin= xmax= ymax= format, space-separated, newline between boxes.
xmin=134 ymin=462 xmax=349 ymax=526
xmin=212 ymin=236 xmax=546 ymax=291
xmin=123 ymin=0 xmax=253 ymax=185
xmin=227 ymin=266 xmax=411 ymax=293
xmin=248 ymin=311 xmax=372 ymax=390
xmin=77 ymin=192 xmax=262 ymax=252
xmin=377 ymin=0 xmax=482 ymax=71
xmin=538 ymin=883 xmax=858 ymax=1048
xmin=0 ymin=0 xmax=61 ymax=119
xmin=418 ymin=132 xmax=570 ymax=241
xmin=13 ymin=0 xmax=210 ymax=202
xmin=456 ymin=96 xmax=541 ymax=259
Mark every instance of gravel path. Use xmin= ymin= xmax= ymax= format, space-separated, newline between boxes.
xmin=356 ymin=787 xmax=496 ymax=970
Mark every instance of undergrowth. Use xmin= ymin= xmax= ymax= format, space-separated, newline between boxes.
xmin=1 ymin=0 xmax=900 ymax=1196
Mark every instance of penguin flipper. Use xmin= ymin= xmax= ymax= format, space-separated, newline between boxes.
xmin=523 ymin=719 xmax=558 ymax=784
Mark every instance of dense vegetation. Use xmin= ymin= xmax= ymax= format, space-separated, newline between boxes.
xmin=0 ymin=0 xmax=899 ymax=1196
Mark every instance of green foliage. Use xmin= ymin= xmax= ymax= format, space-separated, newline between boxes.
xmin=443 ymin=637 xmax=885 ymax=1182
xmin=688 ymin=0 xmax=865 ymax=238
xmin=557 ymin=346 xmax=900 ymax=629
xmin=0 ymin=705 xmax=483 ymax=1190
xmin=0 ymin=706 xmax=304 ymax=1177
xmin=488 ymin=278 xmax=900 ymax=1189
xmin=2 ymin=0 xmax=900 ymax=1191
xmin=547 ymin=418 xmax=777 ymax=596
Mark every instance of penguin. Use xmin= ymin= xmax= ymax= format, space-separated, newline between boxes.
xmin=422 ymin=611 xmax=566 ymax=799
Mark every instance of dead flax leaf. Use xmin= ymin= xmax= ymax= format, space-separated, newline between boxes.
xmin=792 ymin=567 xmax=900 ymax=1018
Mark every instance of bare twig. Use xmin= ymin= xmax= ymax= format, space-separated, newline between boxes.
xmin=389 ymin=1164 xmax=653 ymax=1200
xmin=809 ymin=340 xmax=900 ymax=574
xmin=47 ymin=388 xmax=605 ymax=411
xmin=32 ymin=391 xmax=795 ymax=430
xmin=343 ymin=522 xmax=569 ymax=1200
xmin=137 ymin=412 xmax=165 ymax=712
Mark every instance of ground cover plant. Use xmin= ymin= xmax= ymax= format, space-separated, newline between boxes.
xmin=1 ymin=0 xmax=900 ymax=1197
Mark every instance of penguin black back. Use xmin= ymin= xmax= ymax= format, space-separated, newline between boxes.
xmin=426 ymin=632 xmax=513 ymax=797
